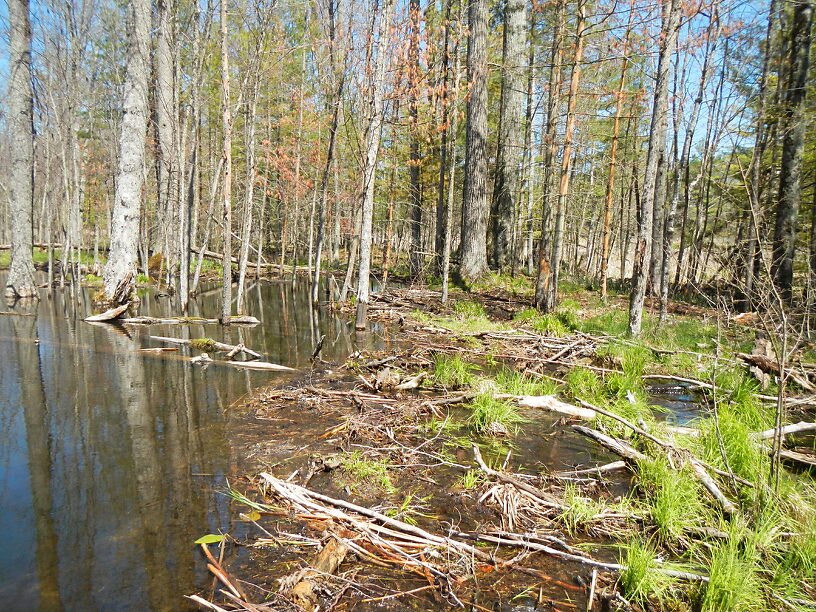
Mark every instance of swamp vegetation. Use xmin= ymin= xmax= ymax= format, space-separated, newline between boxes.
xmin=181 ymin=279 xmax=816 ymax=612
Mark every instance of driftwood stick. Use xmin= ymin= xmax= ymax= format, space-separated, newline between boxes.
xmin=121 ymin=315 xmax=260 ymax=326
xmin=150 ymin=335 xmax=262 ymax=359
xmin=752 ymin=421 xmax=816 ymax=440
xmin=471 ymin=445 xmax=567 ymax=510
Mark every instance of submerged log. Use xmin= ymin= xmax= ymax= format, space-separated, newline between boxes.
xmin=84 ymin=303 xmax=130 ymax=322
xmin=121 ymin=315 xmax=260 ymax=326
xmin=150 ymin=335 xmax=262 ymax=359
xmin=287 ymin=535 xmax=348 ymax=610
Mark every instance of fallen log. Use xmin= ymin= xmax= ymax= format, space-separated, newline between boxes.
xmin=737 ymin=353 xmax=816 ymax=392
xmin=121 ymin=315 xmax=260 ymax=326
xmin=84 ymin=303 xmax=130 ymax=322
xmin=224 ymin=360 xmax=294 ymax=372
xmin=150 ymin=335 xmax=262 ymax=359
xmin=572 ymin=425 xmax=737 ymax=515
xmin=752 ymin=421 xmax=816 ymax=441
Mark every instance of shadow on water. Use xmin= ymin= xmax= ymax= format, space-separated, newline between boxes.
xmin=0 ymin=274 xmax=381 ymax=611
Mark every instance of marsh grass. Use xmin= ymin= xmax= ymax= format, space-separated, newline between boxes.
xmin=460 ymin=469 xmax=484 ymax=490
xmin=636 ymin=458 xmax=703 ymax=541
xmin=559 ymin=483 xmax=600 ymax=536
xmin=468 ymin=393 xmax=526 ymax=434
xmin=340 ymin=451 xmax=397 ymax=494
xmin=700 ymin=531 xmax=763 ymax=612
xmin=513 ymin=301 xmax=581 ymax=336
xmin=619 ymin=539 xmax=676 ymax=605
xmin=494 ymin=367 xmax=560 ymax=396
xmin=432 ymin=354 xmax=479 ymax=389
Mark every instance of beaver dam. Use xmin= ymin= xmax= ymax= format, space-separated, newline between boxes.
xmin=183 ymin=287 xmax=816 ymax=612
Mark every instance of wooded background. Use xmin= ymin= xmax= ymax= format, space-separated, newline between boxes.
xmin=1 ymin=0 xmax=813 ymax=332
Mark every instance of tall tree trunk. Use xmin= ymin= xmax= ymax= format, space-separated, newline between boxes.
xmin=219 ymin=0 xmax=233 ymax=322
xmin=628 ymin=0 xmax=680 ymax=335
xmin=546 ymin=0 xmax=586 ymax=312
xmin=408 ymin=0 xmax=423 ymax=278
xmin=600 ymin=0 xmax=635 ymax=300
xmin=441 ymin=2 xmax=464 ymax=303
xmin=236 ymin=75 xmax=260 ymax=314
xmin=155 ymin=0 xmax=179 ymax=283
xmin=312 ymin=0 xmax=344 ymax=304
xmin=5 ymin=0 xmax=37 ymax=300
xmin=434 ymin=0 xmax=452 ymax=273
xmin=459 ymin=0 xmax=489 ymax=281
xmin=534 ymin=0 xmax=565 ymax=308
xmin=490 ymin=0 xmax=527 ymax=270
xmin=773 ymin=0 xmax=813 ymax=300
xmin=102 ymin=0 xmax=151 ymax=304
xmin=355 ymin=0 xmax=395 ymax=329
xmin=659 ymin=13 xmax=719 ymax=322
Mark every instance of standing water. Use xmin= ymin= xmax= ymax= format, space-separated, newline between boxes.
xmin=0 ymin=274 xmax=376 ymax=611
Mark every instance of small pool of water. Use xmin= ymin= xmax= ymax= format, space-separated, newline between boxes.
xmin=0 ymin=274 xmax=384 ymax=611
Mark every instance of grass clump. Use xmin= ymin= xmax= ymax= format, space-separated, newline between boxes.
xmin=559 ymin=483 xmax=600 ymax=536
xmin=459 ymin=469 xmax=484 ymax=490
xmin=432 ymin=354 xmax=479 ymax=389
xmin=565 ymin=367 xmax=603 ymax=402
xmin=699 ymin=533 xmax=762 ymax=612
xmin=453 ymin=300 xmax=487 ymax=319
xmin=513 ymin=301 xmax=580 ymax=336
xmin=468 ymin=393 xmax=525 ymax=434
xmin=189 ymin=337 xmax=218 ymax=352
xmin=619 ymin=539 xmax=676 ymax=606
xmin=340 ymin=451 xmax=396 ymax=494
xmin=494 ymin=367 xmax=560 ymax=396
xmin=636 ymin=458 xmax=703 ymax=541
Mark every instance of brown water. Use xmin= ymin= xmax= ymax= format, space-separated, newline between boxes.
xmin=0 ymin=274 xmax=383 ymax=611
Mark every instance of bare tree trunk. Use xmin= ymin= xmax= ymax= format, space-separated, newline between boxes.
xmin=628 ymin=0 xmax=680 ymax=335
xmin=236 ymin=75 xmax=260 ymax=314
xmin=408 ymin=0 xmax=423 ymax=278
xmin=773 ymin=0 xmax=813 ymax=300
xmin=5 ymin=0 xmax=37 ymax=300
xmin=659 ymin=13 xmax=719 ymax=322
xmin=219 ymin=0 xmax=233 ymax=322
xmin=102 ymin=0 xmax=151 ymax=304
xmin=312 ymin=0 xmax=344 ymax=304
xmin=534 ymin=0 xmax=565 ymax=308
xmin=490 ymin=0 xmax=527 ymax=270
xmin=600 ymin=0 xmax=635 ymax=300
xmin=155 ymin=0 xmax=180 ymax=284
xmin=355 ymin=0 xmax=395 ymax=329
xmin=546 ymin=0 xmax=586 ymax=312
xmin=441 ymin=3 xmax=464 ymax=304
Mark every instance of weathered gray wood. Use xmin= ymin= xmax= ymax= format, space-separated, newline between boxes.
xmin=84 ymin=303 xmax=130 ymax=322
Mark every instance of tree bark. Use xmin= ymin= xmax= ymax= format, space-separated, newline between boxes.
xmin=773 ymin=0 xmax=813 ymax=300
xmin=546 ymin=1 xmax=586 ymax=312
xmin=490 ymin=0 xmax=527 ymax=271
xmin=628 ymin=0 xmax=680 ymax=334
xmin=5 ymin=0 xmax=37 ymax=300
xmin=102 ymin=0 xmax=151 ymax=304
xmin=219 ymin=0 xmax=233 ymax=322
xmin=459 ymin=0 xmax=489 ymax=282
xmin=355 ymin=0 xmax=395 ymax=329
xmin=408 ymin=0 xmax=423 ymax=278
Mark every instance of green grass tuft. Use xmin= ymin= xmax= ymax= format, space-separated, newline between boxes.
xmin=432 ymin=354 xmax=479 ymax=389
xmin=468 ymin=393 xmax=526 ymax=434
xmin=340 ymin=451 xmax=396 ymax=494
xmin=619 ymin=539 xmax=676 ymax=605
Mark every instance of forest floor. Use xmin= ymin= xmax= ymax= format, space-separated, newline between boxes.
xmin=188 ymin=276 xmax=816 ymax=612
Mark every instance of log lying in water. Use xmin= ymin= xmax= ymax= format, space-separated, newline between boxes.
xmin=121 ymin=315 xmax=260 ymax=326
xmin=84 ymin=303 xmax=130 ymax=322
xmin=223 ymin=360 xmax=294 ymax=372
xmin=287 ymin=536 xmax=348 ymax=610
xmin=150 ymin=334 xmax=263 ymax=359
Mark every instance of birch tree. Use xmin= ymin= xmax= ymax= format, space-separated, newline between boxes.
xmin=102 ymin=0 xmax=151 ymax=305
xmin=628 ymin=0 xmax=681 ymax=335
xmin=355 ymin=0 xmax=395 ymax=329
xmin=5 ymin=0 xmax=37 ymax=300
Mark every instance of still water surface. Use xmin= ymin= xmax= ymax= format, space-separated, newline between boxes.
xmin=0 ymin=275 xmax=372 ymax=611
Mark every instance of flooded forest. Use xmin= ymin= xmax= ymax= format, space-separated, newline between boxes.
xmin=1 ymin=0 xmax=815 ymax=610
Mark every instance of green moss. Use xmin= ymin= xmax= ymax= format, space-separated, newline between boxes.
xmin=189 ymin=338 xmax=217 ymax=352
